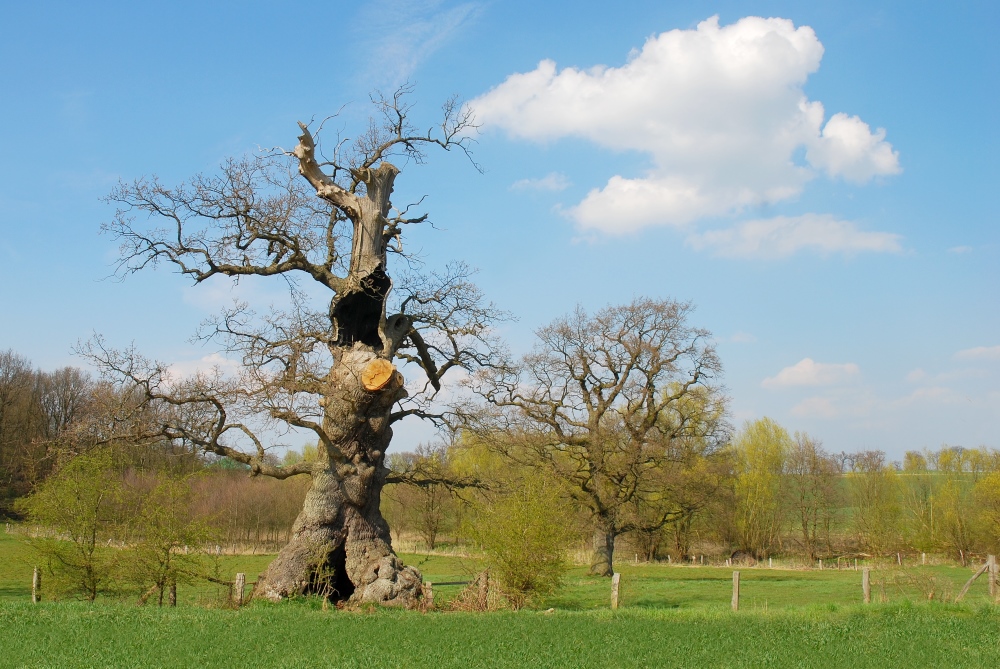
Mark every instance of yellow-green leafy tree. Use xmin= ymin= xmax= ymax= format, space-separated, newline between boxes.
xmin=847 ymin=450 xmax=901 ymax=555
xmin=731 ymin=417 xmax=790 ymax=557
xmin=15 ymin=449 xmax=123 ymax=601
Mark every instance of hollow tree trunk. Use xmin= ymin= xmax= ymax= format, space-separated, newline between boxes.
xmin=254 ymin=347 xmax=422 ymax=607
xmin=254 ymin=161 xmax=423 ymax=607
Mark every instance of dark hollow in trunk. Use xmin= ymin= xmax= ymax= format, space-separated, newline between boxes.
xmin=252 ymin=347 xmax=423 ymax=608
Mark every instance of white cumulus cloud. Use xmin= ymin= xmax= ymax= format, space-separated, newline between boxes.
xmin=473 ymin=15 xmax=901 ymax=235
xmin=762 ymin=358 xmax=860 ymax=388
xmin=686 ymin=214 xmax=902 ymax=258
xmin=806 ymin=113 xmax=902 ymax=183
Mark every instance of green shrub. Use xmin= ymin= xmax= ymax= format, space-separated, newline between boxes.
xmin=469 ymin=473 xmax=574 ymax=608
xmin=15 ymin=449 xmax=123 ymax=601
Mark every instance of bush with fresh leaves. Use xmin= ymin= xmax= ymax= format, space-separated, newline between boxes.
xmin=469 ymin=473 xmax=574 ymax=609
xmin=15 ymin=449 xmax=123 ymax=600
xmin=121 ymin=471 xmax=215 ymax=605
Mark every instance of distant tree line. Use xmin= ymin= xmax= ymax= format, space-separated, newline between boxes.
xmin=6 ymin=299 xmax=1000 ymax=605
xmin=379 ymin=425 xmax=1000 ymax=567
xmin=1 ymin=349 xmax=308 ymax=552
xmin=1 ymin=350 xmax=92 ymax=513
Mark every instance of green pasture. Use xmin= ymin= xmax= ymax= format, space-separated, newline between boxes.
xmin=2 ymin=530 xmax=999 ymax=668
xmin=2 ymin=602 xmax=999 ymax=668
xmin=3 ymin=530 xmax=997 ymax=610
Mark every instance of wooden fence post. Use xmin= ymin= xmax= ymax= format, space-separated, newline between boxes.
xmin=478 ymin=571 xmax=489 ymax=610
xmin=611 ymin=573 xmax=621 ymax=610
xmin=233 ymin=573 xmax=246 ymax=607
xmin=424 ymin=582 xmax=434 ymax=610
xmin=862 ymin=568 xmax=871 ymax=604
xmin=988 ymin=555 xmax=997 ymax=600
xmin=31 ymin=567 xmax=40 ymax=603
xmin=819 ymin=559 xmax=823 ymax=570
xmin=731 ymin=571 xmax=740 ymax=611
xmin=768 ymin=557 xmax=772 ymax=569
xmin=922 ymin=552 xmax=926 ymax=565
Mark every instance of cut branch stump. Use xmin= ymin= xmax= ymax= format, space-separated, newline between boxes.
xmin=361 ymin=359 xmax=395 ymax=391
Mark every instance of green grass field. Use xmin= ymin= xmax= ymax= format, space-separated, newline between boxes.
xmin=2 ymin=530 xmax=999 ymax=668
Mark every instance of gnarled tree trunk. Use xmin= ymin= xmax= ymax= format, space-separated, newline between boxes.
xmin=254 ymin=155 xmax=421 ymax=607
xmin=254 ymin=348 xmax=421 ymax=606
xmin=590 ymin=524 xmax=617 ymax=577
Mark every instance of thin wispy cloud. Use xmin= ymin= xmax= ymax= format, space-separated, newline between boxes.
xmin=955 ymin=345 xmax=1000 ymax=361
xmin=762 ymin=358 xmax=860 ymax=388
xmin=729 ymin=331 xmax=757 ymax=343
xmin=165 ymin=353 xmax=240 ymax=383
xmin=791 ymin=396 xmax=838 ymax=418
xmin=890 ymin=385 xmax=966 ymax=407
xmin=510 ymin=172 xmax=571 ymax=192
xmin=686 ymin=214 xmax=902 ymax=259
xmin=354 ymin=0 xmax=484 ymax=87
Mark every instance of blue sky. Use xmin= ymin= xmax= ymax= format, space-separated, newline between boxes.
xmin=0 ymin=0 xmax=996 ymax=460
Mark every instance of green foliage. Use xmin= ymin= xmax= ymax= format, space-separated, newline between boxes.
xmin=469 ymin=473 xmax=574 ymax=608
xmin=847 ymin=451 xmax=902 ymax=555
xmin=281 ymin=442 xmax=318 ymax=467
xmin=383 ymin=443 xmax=462 ymax=550
xmin=783 ymin=433 xmax=841 ymax=561
xmin=731 ymin=417 xmax=791 ymax=556
xmin=14 ymin=449 xmax=123 ymax=600
xmin=120 ymin=472 xmax=215 ymax=605
xmin=973 ymin=471 xmax=1000 ymax=553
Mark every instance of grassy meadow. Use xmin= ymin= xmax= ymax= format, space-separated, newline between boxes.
xmin=2 ymin=530 xmax=999 ymax=668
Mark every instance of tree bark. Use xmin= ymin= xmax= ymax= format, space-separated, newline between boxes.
xmin=253 ymin=348 xmax=422 ymax=607
xmin=590 ymin=526 xmax=616 ymax=577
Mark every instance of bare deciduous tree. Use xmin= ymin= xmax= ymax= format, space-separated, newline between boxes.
xmin=784 ymin=433 xmax=840 ymax=561
xmin=463 ymin=298 xmax=727 ymax=576
xmin=84 ymin=89 xmax=503 ymax=607
xmin=1 ymin=351 xmax=96 ymax=513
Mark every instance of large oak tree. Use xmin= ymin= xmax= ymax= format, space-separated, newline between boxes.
xmin=463 ymin=298 xmax=728 ymax=576
xmin=87 ymin=90 xmax=501 ymax=607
